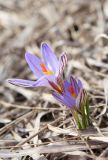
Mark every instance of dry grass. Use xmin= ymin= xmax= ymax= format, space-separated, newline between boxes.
xmin=0 ymin=0 xmax=108 ymax=159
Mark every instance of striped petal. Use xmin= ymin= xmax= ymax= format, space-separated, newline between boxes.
xmin=77 ymin=79 xmax=83 ymax=89
xmin=70 ymin=76 xmax=80 ymax=96
xmin=7 ymin=79 xmax=36 ymax=87
xmin=58 ymin=53 xmax=67 ymax=75
xmin=76 ymin=88 xmax=83 ymax=108
xmin=33 ymin=75 xmax=55 ymax=88
xmin=52 ymin=92 xmax=76 ymax=108
xmin=7 ymin=75 xmax=55 ymax=88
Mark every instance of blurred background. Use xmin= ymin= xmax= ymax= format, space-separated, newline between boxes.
xmin=0 ymin=0 xmax=108 ymax=159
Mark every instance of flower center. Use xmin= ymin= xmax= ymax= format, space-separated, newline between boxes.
xmin=40 ymin=63 xmax=53 ymax=75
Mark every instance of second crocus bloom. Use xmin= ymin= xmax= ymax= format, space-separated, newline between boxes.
xmin=52 ymin=76 xmax=90 ymax=129
xmin=52 ymin=76 xmax=83 ymax=109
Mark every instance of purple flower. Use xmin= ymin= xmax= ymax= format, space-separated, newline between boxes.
xmin=8 ymin=43 xmax=67 ymax=91
xmin=52 ymin=76 xmax=84 ymax=108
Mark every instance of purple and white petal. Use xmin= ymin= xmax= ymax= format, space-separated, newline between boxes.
xmin=33 ymin=75 xmax=56 ymax=88
xmin=8 ymin=75 xmax=56 ymax=89
xmin=53 ymin=92 xmax=76 ymax=108
xmin=58 ymin=52 xmax=67 ymax=75
xmin=7 ymin=79 xmax=36 ymax=87
xmin=77 ymin=79 xmax=83 ymax=89
xmin=63 ymin=91 xmax=76 ymax=108
xmin=76 ymin=88 xmax=83 ymax=108
xmin=41 ymin=43 xmax=59 ymax=74
xmin=64 ymin=80 xmax=70 ymax=90
xmin=63 ymin=80 xmax=72 ymax=95
xmin=25 ymin=52 xmax=43 ymax=78
xmin=52 ymin=92 xmax=73 ymax=107
xmin=52 ymin=92 xmax=66 ymax=105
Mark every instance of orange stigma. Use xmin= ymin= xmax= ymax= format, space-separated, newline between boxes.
xmin=40 ymin=63 xmax=53 ymax=75
xmin=68 ymin=85 xmax=76 ymax=97
xmin=40 ymin=63 xmax=47 ymax=72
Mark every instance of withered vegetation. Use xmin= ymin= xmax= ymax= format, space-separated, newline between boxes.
xmin=0 ymin=0 xmax=108 ymax=159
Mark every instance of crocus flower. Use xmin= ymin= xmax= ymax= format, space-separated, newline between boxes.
xmin=52 ymin=75 xmax=84 ymax=109
xmin=52 ymin=75 xmax=90 ymax=129
xmin=8 ymin=43 xmax=67 ymax=92
xmin=7 ymin=43 xmax=90 ymax=129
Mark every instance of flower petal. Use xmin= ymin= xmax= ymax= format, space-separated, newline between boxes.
xmin=76 ymin=88 xmax=83 ymax=108
xmin=41 ymin=43 xmax=59 ymax=74
xmin=77 ymin=79 xmax=83 ymax=89
xmin=52 ymin=92 xmax=76 ymax=108
xmin=33 ymin=75 xmax=56 ymax=88
xmin=25 ymin=52 xmax=43 ymax=78
xmin=8 ymin=75 xmax=56 ymax=89
xmin=64 ymin=92 xmax=76 ymax=108
xmin=64 ymin=80 xmax=70 ymax=91
xmin=70 ymin=76 xmax=80 ymax=96
xmin=59 ymin=52 xmax=67 ymax=75
xmin=7 ymin=79 xmax=36 ymax=87
xmin=32 ymin=76 xmax=50 ymax=88
xmin=52 ymin=92 xmax=65 ymax=105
